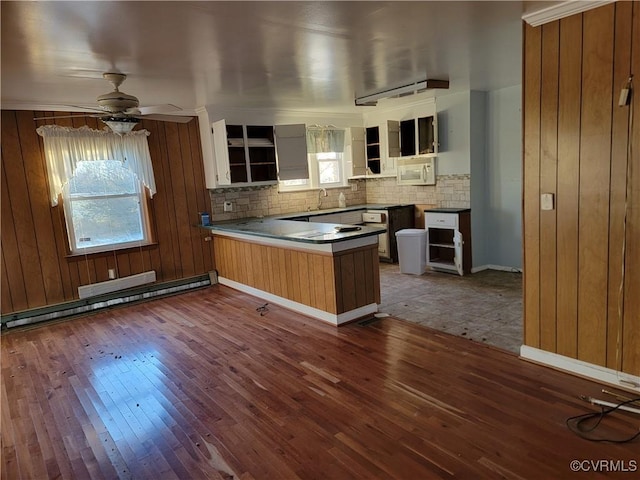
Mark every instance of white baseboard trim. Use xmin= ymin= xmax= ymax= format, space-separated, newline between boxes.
xmin=218 ymin=277 xmax=378 ymax=326
xmin=471 ymin=264 xmax=522 ymax=274
xmin=520 ymin=345 xmax=640 ymax=393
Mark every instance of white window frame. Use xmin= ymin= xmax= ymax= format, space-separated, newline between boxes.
xmin=63 ymin=160 xmax=152 ymax=255
xmin=279 ymin=152 xmax=346 ymax=192
xmin=278 ymin=126 xmax=347 ymax=192
xmin=315 ymin=151 xmax=344 ymax=188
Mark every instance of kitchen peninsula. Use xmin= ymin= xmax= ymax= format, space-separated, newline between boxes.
xmin=205 ymin=217 xmax=386 ymax=325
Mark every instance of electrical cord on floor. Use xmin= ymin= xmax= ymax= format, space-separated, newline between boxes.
xmin=566 ymin=396 xmax=640 ymax=443
xmin=256 ymin=303 xmax=269 ymax=316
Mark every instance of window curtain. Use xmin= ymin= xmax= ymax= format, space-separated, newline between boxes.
xmin=36 ymin=125 xmax=156 ymax=206
xmin=306 ymin=127 xmax=345 ymax=154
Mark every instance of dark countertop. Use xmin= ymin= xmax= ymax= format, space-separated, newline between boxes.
xmin=202 ymin=203 xmax=418 ymax=244
xmin=205 ymin=217 xmax=386 ymax=244
xmin=279 ymin=203 xmax=413 ymax=220
xmin=424 ymin=208 xmax=471 ymax=213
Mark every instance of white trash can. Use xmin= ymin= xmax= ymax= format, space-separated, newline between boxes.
xmin=395 ymin=229 xmax=427 ymax=275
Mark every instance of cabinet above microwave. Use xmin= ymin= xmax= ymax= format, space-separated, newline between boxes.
xmin=400 ymin=115 xmax=437 ymax=157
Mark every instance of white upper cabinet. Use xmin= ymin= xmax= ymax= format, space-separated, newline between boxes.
xmin=274 ymin=124 xmax=308 ymax=181
xmin=211 ymin=120 xmax=279 ymax=186
xmin=345 ymin=126 xmax=366 ymax=177
xmin=382 ymin=120 xmax=400 ymax=174
xmin=364 ymin=120 xmax=399 ymax=175
xmin=198 ymin=108 xmax=219 ymax=189
xmin=361 ymin=97 xmax=439 ymax=177
xmin=212 ymin=119 xmax=232 ymax=186
xmin=399 ymin=115 xmax=438 ymax=157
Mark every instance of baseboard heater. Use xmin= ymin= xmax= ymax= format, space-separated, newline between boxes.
xmin=78 ymin=271 xmax=157 ymax=299
xmin=1 ymin=272 xmax=215 ymax=329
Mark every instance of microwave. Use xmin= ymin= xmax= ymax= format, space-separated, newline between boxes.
xmin=396 ymin=156 xmax=436 ymax=185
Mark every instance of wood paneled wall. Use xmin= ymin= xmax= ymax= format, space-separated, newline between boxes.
xmin=523 ymin=2 xmax=640 ymax=375
xmin=213 ymin=235 xmax=381 ymax=314
xmin=1 ymin=111 xmax=214 ymax=314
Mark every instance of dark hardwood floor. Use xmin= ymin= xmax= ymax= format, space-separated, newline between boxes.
xmin=2 ymin=285 xmax=638 ymax=479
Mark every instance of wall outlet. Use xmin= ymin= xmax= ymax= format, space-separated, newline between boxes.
xmin=541 ymin=193 xmax=554 ymax=211
xmin=618 ymin=87 xmax=630 ymax=107
xmin=351 ymin=183 xmax=358 ymax=192
xmin=223 ymin=201 xmax=233 ymax=212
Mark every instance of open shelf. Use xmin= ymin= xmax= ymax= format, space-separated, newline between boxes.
xmin=220 ymin=123 xmax=277 ymax=184
xmin=425 ymin=210 xmax=472 ymax=276
xmin=366 ymin=126 xmax=381 ymax=173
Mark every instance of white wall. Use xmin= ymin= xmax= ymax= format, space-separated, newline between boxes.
xmin=435 ymin=91 xmax=472 ymax=176
xmin=485 ymin=85 xmax=522 ymax=269
xmin=470 ymin=91 xmax=488 ymax=268
xmin=434 ymin=87 xmax=522 ymax=271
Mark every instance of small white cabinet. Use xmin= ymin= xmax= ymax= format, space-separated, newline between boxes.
xmin=425 ymin=209 xmax=471 ymax=276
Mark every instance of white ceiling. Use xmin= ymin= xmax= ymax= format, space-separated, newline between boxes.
xmin=1 ymin=1 xmax=543 ymax=115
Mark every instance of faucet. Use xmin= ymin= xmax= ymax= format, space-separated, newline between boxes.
xmin=317 ymin=188 xmax=327 ymax=209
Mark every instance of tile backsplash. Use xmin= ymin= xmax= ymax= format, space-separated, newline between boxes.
xmin=209 ymin=181 xmax=367 ymax=221
xmin=365 ymin=175 xmax=470 ymax=208
xmin=208 ymin=175 xmax=470 ymax=221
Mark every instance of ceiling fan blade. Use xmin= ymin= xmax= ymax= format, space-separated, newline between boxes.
xmin=33 ymin=113 xmax=97 ymax=121
xmin=64 ymin=104 xmax=107 ymax=113
xmin=138 ymin=114 xmax=193 ymax=123
xmin=136 ymin=104 xmax=182 ymax=115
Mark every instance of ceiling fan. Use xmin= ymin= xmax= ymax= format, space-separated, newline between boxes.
xmin=34 ymin=72 xmax=193 ymax=134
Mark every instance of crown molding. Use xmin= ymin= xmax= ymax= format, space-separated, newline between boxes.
xmin=522 ymin=0 xmax=616 ymax=27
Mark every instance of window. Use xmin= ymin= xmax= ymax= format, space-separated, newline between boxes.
xmin=317 ymin=152 xmax=343 ymax=186
xmin=64 ymin=160 xmax=151 ymax=254
xmin=279 ymin=152 xmax=345 ymax=191
xmin=36 ymin=124 xmax=157 ymax=255
xmin=278 ymin=127 xmax=346 ymax=191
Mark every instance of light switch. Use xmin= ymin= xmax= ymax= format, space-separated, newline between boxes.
xmin=541 ymin=193 xmax=554 ymax=211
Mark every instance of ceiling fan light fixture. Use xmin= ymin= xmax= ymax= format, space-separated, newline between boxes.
xmin=102 ymin=116 xmax=140 ymax=135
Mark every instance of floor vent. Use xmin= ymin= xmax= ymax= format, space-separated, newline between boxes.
xmin=357 ymin=317 xmax=380 ymax=327
xmin=2 ymin=275 xmax=211 ymax=329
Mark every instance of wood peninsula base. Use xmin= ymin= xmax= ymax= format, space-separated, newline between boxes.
xmin=212 ymin=234 xmax=381 ymax=325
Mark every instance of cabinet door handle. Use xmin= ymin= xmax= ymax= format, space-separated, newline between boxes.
xmin=226 ymin=171 xmax=230 ymax=180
